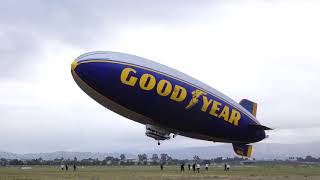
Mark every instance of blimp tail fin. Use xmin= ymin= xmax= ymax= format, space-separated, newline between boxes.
xmin=239 ymin=99 xmax=257 ymax=117
xmin=232 ymin=143 xmax=253 ymax=157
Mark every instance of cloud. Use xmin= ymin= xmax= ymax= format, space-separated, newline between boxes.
xmin=0 ymin=0 xmax=218 ymax=79
xmin=0 ymin=1 xmax=320 ymax=153
xmin=0 ymin=31 xmax=43 ymax=79
xmin=264 ymin=127 xmax=320 ymax=144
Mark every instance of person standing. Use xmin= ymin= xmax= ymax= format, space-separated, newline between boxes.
xmin=226 ymin=164 xmax=230 ymax=171
xmin=196 ymin=163 xmax=200 ymax=173
xmin=192 ymin=163 xmax=196 ymax=173
xmin=180 ymin=163 xmax=184 ymax=172
xmin=224 ymin=163 xmax=227 ymax=171
xmin=188 ymin=164 xmax=191 ymax=171
xmin=160 ymin=164 xmax=163 ymax=171
xmin=66 ymin=164 xmax=68 ymax=171
xmin=73 ymin=164 xmax=77 ymax=171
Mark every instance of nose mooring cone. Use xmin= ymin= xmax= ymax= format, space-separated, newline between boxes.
xmin=71 ymin=60 xmax=78 ymax=71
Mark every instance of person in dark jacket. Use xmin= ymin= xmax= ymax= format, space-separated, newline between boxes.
xmin=180 ymin=163 xmax=184 ymax=172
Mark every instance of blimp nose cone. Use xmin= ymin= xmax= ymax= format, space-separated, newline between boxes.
xmin=70 ymin=57 xmax=107 ymax=95
xmin=71 ymin=60 xmax=78 ymax=71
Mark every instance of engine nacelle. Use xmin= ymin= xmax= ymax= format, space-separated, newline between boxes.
xmin=145 ymin=124 xmax=170 ymax=141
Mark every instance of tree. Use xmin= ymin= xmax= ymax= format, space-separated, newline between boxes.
xmin=138 ymin=154 xmax=144 ymax=163
xmin=9 ymin=159 xmax=23 ymax=166
xmin=106 ymin=156 xmax=114 ymax=161
xmin=151 ymin=154 xmax=159 ymax=164
xmin=105 ymin=156 xmax=114 ymax=165
xmin=120 ymin=154 xmax=126 ymax=165
xmin=0 ymin=158 xmax=8 ymax=166
xmin=193 ymin=155 xmax=200 ymax=162
xmin=120 ymin=154 xmax=126 ymax=161
xmin=138 ymin=154 xmax=148 ymax=165
xmin=167 ymin=155 xmax=173 ymax=164
xmin=305 ymin=155 xmax=316 ymax=162
xmin=214 ymin=157 xmax=223 ymax=164
xmin=160 ymin=154 xmax=168 ymax=164
xmin=112 ymin=158 xmax=120 ymax=165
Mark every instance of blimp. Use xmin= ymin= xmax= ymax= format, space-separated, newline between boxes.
xmin=71 ymin=51 xmax=271 ymax=157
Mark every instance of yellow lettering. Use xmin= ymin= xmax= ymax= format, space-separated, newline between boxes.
xmin=201 ymin=96 xmax=212 ymax=112
xmin=120 ymin=68 xmax=138 ymax=86
xmin=139 ymin=74 xmax=156 ymax=90
xmin=156 ymin=79 xmax=172 ymax=96
xmin=209 ymin=100 xmax=221 ymax=117
xmin=218 ymin=106 xmax=230 ymax=121
xmin=229 ymin=109 xmax=241 ymax=126
xmin=170 ymin=85 xmax=187 ymax=102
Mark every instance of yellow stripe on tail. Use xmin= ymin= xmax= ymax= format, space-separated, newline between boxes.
xmin=232 ymin=144 xmax=253 ymax=157
xmin=240 ymin=99 xmax=258 ymax=117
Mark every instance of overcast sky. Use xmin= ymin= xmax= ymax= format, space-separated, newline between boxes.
xmin=1 ymin=0 xmax=320 ymax=153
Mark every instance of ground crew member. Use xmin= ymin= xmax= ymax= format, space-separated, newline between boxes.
xmin=180 ymin=163 xmax=184 ymax=172
xmin=196 ymin=164 xmax=200 ymax=173
xmin=227 ymin=164 xmax=230 ymax=171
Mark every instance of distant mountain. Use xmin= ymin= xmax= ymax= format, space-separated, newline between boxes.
xmin=149 ymin=143 xmax=320 ymax=160
xmin=0 ymin=151 xmax=20 ymax=159
xmin=1 ymin=143 xmax=319 ymax=160
xmin=19 ymin=152 xmax=120 ymax=161
xmin=0 ymin=151 xmax=128 ymax=160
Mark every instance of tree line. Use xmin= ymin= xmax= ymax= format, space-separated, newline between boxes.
xmin=0 ymin=153 xmax=244 ymax=166
xmin=1 ymin=154 xmax=319 ymax=166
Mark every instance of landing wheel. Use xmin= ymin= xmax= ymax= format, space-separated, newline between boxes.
xmin=158 ymin=141 xmax=160 ymax=145
xmin=173 ymin=135 xmax=175 ymax=138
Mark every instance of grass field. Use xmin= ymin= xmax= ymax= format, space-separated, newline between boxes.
xmin=0 ymin=165 xmax=320 ymax=180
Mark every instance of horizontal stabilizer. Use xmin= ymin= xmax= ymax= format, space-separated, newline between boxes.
xmin=240 ymin=99 xmax=257 ymax=117
xmin=232 ymin=143 xmax=253 ymax=157
xmin=248 ymin=123 xmax=272 ymax=130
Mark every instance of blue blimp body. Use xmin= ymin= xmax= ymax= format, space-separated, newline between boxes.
xmin=71 ymin=51 xmax=271 ymax=157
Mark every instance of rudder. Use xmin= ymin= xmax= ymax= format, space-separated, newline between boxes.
xmin=232 ymin=143 xmax=253 ymax=157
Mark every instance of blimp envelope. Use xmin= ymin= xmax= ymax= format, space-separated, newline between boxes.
xmin=71 ymin=51 xmax=271 ymax=157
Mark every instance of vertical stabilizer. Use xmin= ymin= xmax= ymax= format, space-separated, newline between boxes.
xmin=240 ymin=99 xmax=257 ymax=117
xmin=232 ymin=143 xmax=253 ymax=157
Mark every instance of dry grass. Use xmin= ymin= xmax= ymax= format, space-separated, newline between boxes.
xmin=0 ymin=165 xmax=320 ymax=180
